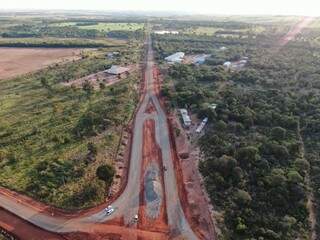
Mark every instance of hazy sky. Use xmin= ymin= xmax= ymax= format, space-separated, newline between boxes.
xmin=1 ymin=0 xmax=319 ymax=16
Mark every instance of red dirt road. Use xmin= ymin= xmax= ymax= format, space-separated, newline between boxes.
xmin=0 ymin=36 xmax=215 ymax=240
xmin=278 ymin=17 xmax=315 ymax=48
xmin=0 ymin=208 xmax=65 ymax=240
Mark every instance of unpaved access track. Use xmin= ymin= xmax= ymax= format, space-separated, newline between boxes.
xmin=0 ymin=35 xmax=212 ymax=240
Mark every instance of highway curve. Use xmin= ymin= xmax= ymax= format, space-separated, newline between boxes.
xmin=0 ymin=35 xmax=199 ymax=240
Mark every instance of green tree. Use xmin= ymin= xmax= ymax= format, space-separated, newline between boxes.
xmin=236 ymin=146 xmax=260 ymax=168
xmin=294 ymin=158 xmax=310 ymax=175
xmin=287 ymin=170 xmax=303 ymax=184
xmin=271 ymin=126 xmax=287 ymax=141
xmin=266 ymin=168 xmax=287 ymax=187
xmin=96 ymin=164 xmax=115 ymax=185
xmin=234 ymin=189 xmax=252 ymax=206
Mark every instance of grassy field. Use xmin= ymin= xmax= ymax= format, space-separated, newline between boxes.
xmin=185 ymin=26 xmax=221 ymax=35
xmin=51 ymin=22 xmax=144 ymax=32
xmin=184 ymin=26 xmax=265 ymax=36
xmin=0 ymin=43 xmax=142 ymax=209
xmin=79 ymin=22 xmax=144 ymax=31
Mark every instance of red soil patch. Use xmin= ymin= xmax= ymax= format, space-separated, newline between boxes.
xmin=0 ymin=208 xmax=66 ymax=240
xmin=153 ymin=67 xmax=162 ymax=97
xmin=0 ymin=48 xmax=83 ymax=80
xmin=144 ymin=98 xmax=157 ymax=114
xmin=138 ymin=119 xmax=168 ymax=234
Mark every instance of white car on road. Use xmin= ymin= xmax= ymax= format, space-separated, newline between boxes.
xmin=104 ymin=205 xmax=115 ymax=216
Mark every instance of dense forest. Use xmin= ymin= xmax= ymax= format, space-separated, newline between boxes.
xmin=155 ymin=18 xmax=320 ymax=239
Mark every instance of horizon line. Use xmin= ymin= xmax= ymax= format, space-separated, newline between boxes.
xmin=0 ymin=8 xmax=318 ymax=17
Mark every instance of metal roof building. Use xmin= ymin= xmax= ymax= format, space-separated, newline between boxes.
xmin=104 ymin=65 xmax=130 ymax=75
xmin=179 ymin=109 xmax=192 ymax=127
xmin=165 ymin=52 xmax=185 ymax=63
xmin=154 ymin=30 xmax=179 ymax=35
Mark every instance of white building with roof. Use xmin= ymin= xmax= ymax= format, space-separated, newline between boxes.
xmin=154 ymin=30 xmax=179 ymax=35
xmin=104 ymin=65 xmax=130 ymax=75
xmin=165 ymin=52 xmax=185 ymax=63
xmin=179 ymin=109 xmax=192 ymax=127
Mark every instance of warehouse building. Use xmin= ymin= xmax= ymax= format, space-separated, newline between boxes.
xmin=165 ymin=52 xmax=185 ymax=63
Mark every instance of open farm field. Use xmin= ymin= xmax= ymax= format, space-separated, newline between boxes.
xmin=0 ymin=47 xmax=84 ymax=80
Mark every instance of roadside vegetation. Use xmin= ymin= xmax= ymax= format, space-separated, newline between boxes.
xmin=154 ymin=17 xmax=320 ymax=239
xmin=0 ymin=20 xmax=143 ymax=209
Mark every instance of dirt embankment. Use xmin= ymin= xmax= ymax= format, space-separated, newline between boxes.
xmin=0 ymin=48 xmax=83 ymax=80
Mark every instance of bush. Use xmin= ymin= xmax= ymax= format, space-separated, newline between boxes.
xmin=96 ymin=164 xmax=115 ymax=185
xmin=234 ymin=189 xmax=252 ymax=206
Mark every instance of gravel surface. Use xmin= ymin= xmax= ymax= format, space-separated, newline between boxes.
xmin=144 ymin=162 xmax=162 ymax=219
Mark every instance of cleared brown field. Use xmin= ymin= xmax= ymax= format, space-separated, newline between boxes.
xmin=0 ymin=48 xmax=83 ymax=79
